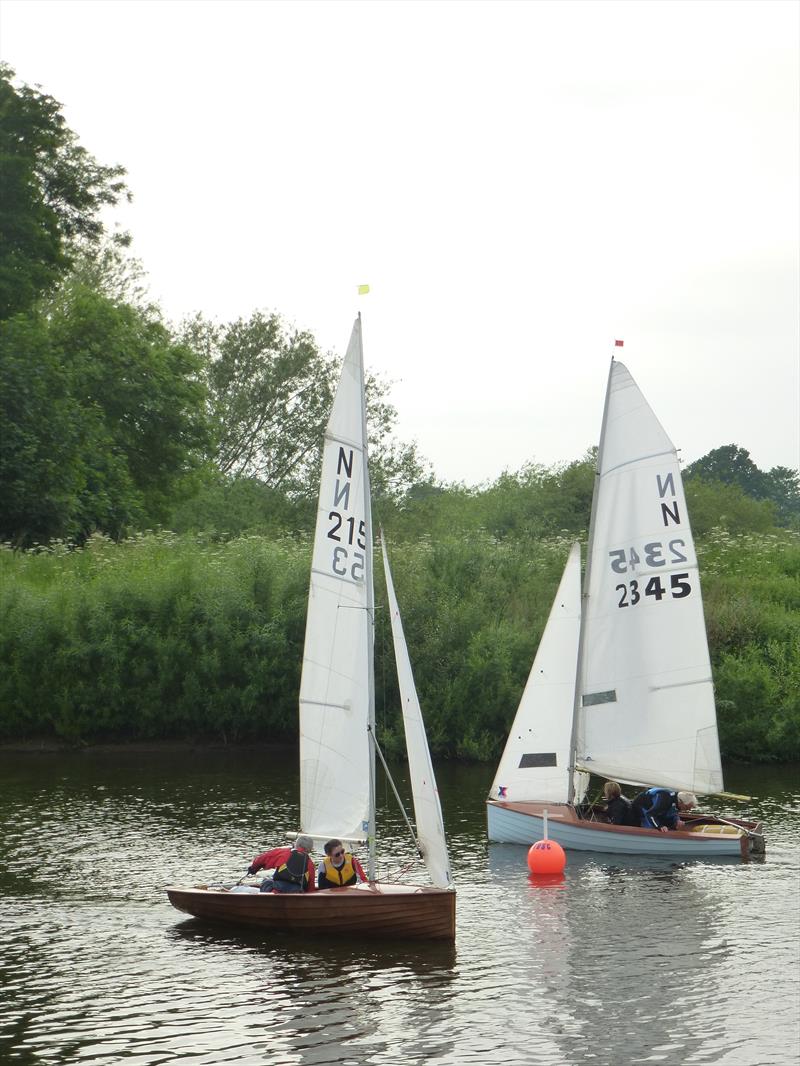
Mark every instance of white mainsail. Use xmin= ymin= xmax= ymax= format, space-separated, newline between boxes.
xmin=381 ymin=540 xmax=453 ymax=889
xmin=575 ymin=360 xmax=724 ymax=795
xmin=489 ymin=543 xmax=583 ymax=805
xmin=299 ymin=319 xmax=374 ymax=841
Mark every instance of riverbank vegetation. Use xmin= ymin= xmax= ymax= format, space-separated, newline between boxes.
xmin=1 ymin=525 xmax=798 ymax=761
xmin=1 ymin=64 xmax=798 ymax=761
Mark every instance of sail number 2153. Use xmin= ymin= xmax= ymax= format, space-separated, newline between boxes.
xmin=327 ymin=510 xmax=366 ymax=581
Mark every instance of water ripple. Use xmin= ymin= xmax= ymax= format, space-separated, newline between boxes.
xmin=1 ymin=752 xmax=798 ymax=1065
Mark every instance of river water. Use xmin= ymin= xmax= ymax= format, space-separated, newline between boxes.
xmin=1 ymin=749 xmax=798 ymax=1066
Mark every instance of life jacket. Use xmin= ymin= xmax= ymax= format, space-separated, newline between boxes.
xmin=632 ymin=788 xmax=678 ymax=828
xmin=274 ymin=848 xmax=310 ymax=888
xmin=321 ymin=853 xmax=358 ymax=887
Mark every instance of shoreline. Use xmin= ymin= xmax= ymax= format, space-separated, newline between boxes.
xmin=0 ymin=740 xmax=792 ymax=772
xmin=0 ymin=738 xmax=298 ymax=755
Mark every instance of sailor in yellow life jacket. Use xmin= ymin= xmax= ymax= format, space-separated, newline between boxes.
xmin=317 ymin=838 xmax=368 ymax=889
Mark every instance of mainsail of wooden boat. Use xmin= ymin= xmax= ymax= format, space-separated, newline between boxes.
xmin=167 ymin=316 xmax=455 ymax=935
xmin=487 ymin=354 xmax=764 ymax=857
xmin=299 ymin=316 xmax=375 ymax=856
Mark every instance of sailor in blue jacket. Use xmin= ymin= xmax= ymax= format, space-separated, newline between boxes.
xmin=632 ymin=788 xmax=697 ymax=832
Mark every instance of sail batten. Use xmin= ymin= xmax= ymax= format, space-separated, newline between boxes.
xmin=600 ymin=447 xmax=676 ymax=476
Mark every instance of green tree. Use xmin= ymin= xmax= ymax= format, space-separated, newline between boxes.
xmin=685 ymin=445 xmax=799 ymax=528
xmin=0 ymin=64 xmax=129 ymax=319
xmin=684 ymin=478 xmax=776 ymax=536
xmin=0 ymin=280 xmax=211 ymax=545
xmin=169 ymin=470 xmax=313 ymax=536
xmin=182 ymin=312 xmax=337 ymax=490
xmin=761 ymin=466 xmax=800 ymax=528
xmin=0 ymin=312 xmax=86 ymax=543
xmin=685 ymin=445 xmax=767 ymax=494
xmin=183 ymin=311 xmax=430 ymax=510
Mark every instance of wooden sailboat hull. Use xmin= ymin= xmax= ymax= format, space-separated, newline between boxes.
xmin=486 ymin=801 xmax=764 ymax=858
xmin=166 ymin=881 xmax=456 ymax=941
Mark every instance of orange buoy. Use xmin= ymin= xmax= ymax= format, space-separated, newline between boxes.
xmin=527 ymin=838 xmax=567 ymax=875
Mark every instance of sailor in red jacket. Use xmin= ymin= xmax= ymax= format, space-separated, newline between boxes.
xmin=247 ymin=833 xmax=317 ymax=893
xmin=317 ymin=838 xmax=368 ymax=889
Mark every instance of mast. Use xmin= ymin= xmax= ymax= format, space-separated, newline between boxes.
xmin=566 ymin=351 xmax=616 ymax=804
xmin=358 ymin=312 xmax=378 ymax=881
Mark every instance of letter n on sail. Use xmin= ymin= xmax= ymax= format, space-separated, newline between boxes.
xmin=337 ymin=447 xmax=354 ymax=478
xmin=657 ymin=472 xmax=680 ymax=526
xmin=334 ymin=448 xmax=354 ymax=509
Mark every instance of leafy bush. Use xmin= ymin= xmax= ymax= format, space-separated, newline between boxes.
xmin=1 ymin=527 xmax=797 ymax=763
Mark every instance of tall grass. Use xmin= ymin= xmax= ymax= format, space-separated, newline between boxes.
xmin=698 ymin=529 xmax=800 ymax=759
xmin=0 ymin=532 xmax=309 ymax=742
xmin=1 ymin=528 xmax=797 ymax=761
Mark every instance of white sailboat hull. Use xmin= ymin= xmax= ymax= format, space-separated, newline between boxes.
xmin=486 ymin=801 xmax=763 ymax=858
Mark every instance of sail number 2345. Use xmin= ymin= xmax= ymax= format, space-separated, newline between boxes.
xmin=609 ymin=539 xmax=692 ymax=608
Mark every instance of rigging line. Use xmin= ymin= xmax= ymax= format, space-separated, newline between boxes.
xmin=379 ymin=593 xmax=390 ymax=812
xmin=375 ymin=519 xmax=389 ymax=814
xmin=706 ymin=815 xmax=759 ymax=839
xmin=368 ymin=723 xmax=422 ymax=858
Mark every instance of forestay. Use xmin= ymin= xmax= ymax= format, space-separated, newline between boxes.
xmin=299 ymin=319 xmax=374 ymax=841
xmin=490 ymin=543 xmax=584 ymax=805
xmin=381 ymin=541 xmax=452 ymax=889
xmin=576 ymin=361 xmax=724 ymax=795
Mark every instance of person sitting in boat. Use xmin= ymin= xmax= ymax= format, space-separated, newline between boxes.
xmin=602 ymin=780 xmax=637 ymax=826
xmin=247 ymin=834 xmax=317 ymax=893
xmin=631 ymin=788 xmax=697 ymax=832
xmin=317 ymin=838 xmax=368 ymax=889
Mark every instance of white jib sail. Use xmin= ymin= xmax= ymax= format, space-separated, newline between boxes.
xmin=299 ymin=319 xmax=374 ymax=841
xmin=489 ymin=543 xmax=583 ymax=805
xmin=577 ymin=360 xmax=724 ymax=795
xmin=381 ymin=539 xmax=453 ymax=889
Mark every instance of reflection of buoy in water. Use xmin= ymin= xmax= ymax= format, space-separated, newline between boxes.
xmin=528 ymin=870 xmax=566 ymax=888
xmin=527 ymin=808 xmax=567 ymax=875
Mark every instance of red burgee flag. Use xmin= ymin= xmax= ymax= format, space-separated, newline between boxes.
xmin=614 ymin=339 xmax=624 ymax=347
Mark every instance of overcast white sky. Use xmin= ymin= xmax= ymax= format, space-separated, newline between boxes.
xmin=2 ymin=0 xmax=798 ymax=484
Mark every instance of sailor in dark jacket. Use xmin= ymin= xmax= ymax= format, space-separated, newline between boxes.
xmin=602 ymin=780 xmax=637 ymax=825
xmin=631 ymin=788 xmax=697 ymax=832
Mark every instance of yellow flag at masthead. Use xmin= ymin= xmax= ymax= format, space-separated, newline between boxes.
xmin=357 ymin=284 xmax=370 ymax=295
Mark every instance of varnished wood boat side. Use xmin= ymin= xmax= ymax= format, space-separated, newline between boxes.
xmin=166 ymin=882 xmax=456 ymax=941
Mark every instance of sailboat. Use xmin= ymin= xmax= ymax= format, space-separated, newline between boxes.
xmin=486 ymin=355 xmax=764 ymax=858
xmin=167 ymin=317 xmax=455 ymax=937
